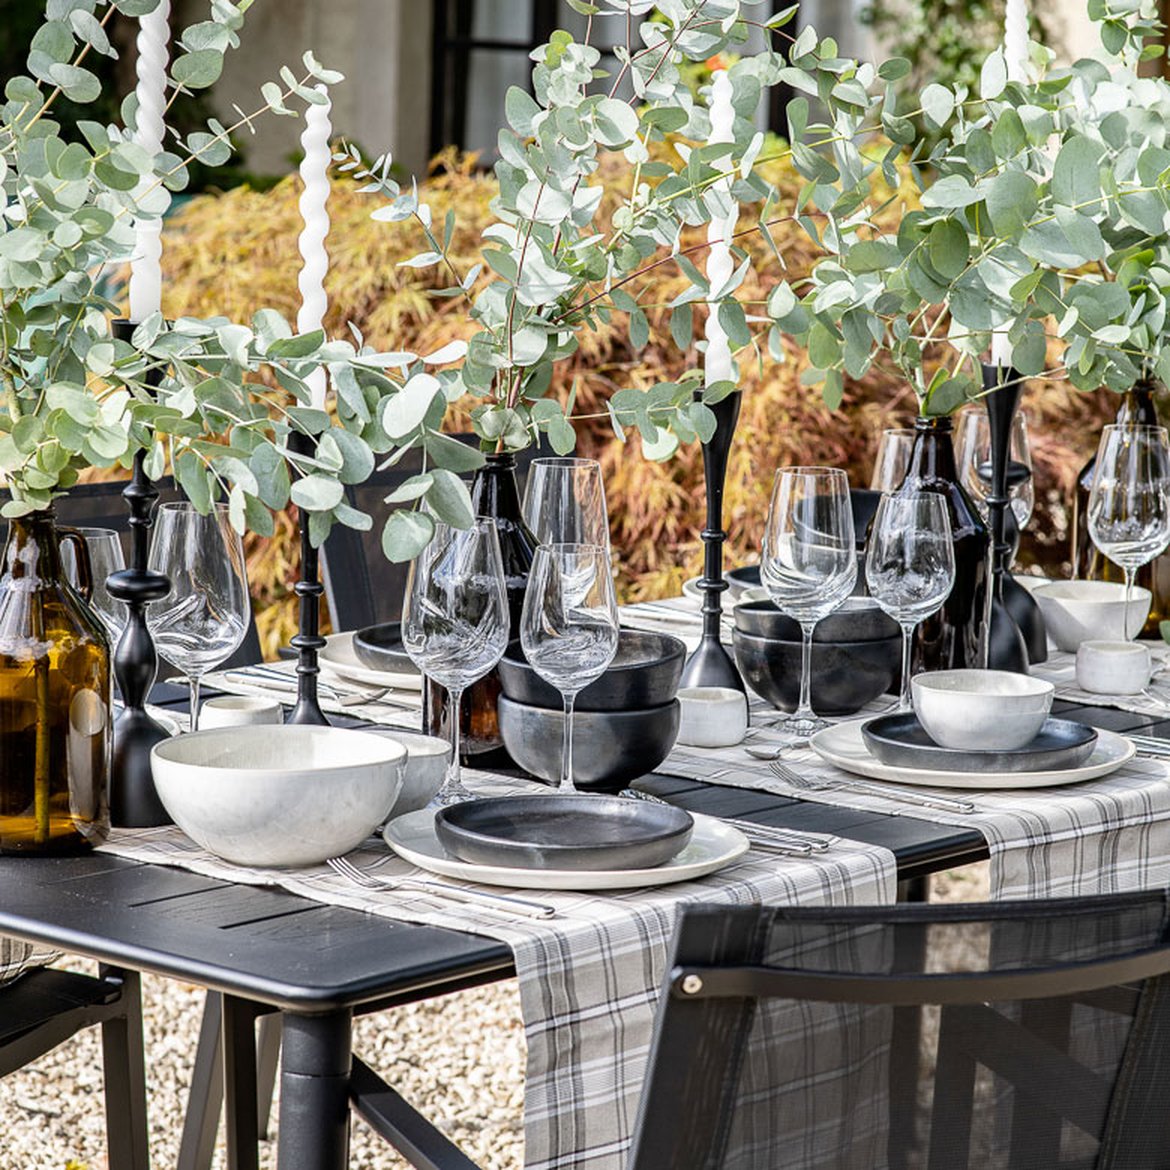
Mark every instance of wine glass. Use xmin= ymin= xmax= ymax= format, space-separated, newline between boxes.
xmin=61 ymin=528 xmax=127 ymax=642
xmin=761 ymin=467 xmax=857 ymax=736
xmin=864 ymin=494 xmax=956 ymax=712
xmin=520 ymin=543 xmax=619 ymax=794
xmin=869 ymin=429 xmax=916 ymax=492
xmin=402 ymin=519 xmax=510 ymax=805
xmin=147 ymin=504 xmax=251 ymax=731
xmin=955 ymin=409 xmax=1034 ymax=528
xmin=522 ymin=458 xmax=610 ymax=547
xmin=1088 ymin=423 xmax=1170 ymax=626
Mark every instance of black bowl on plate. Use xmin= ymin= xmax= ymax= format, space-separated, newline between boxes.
xmin=497 ymin=695 xmax=681 ymax=793
xmin=733 ymin=598 xmax=899 ymax=643
xmin=434 ymin=794 xmax=693 ymax=871
xmin=498 ymin=629 xmax=686 ymax=712
xmin=733 ymin=627 xmax=900 ymax=716
xmin=352 ymin=622 xmax=417 ymax=674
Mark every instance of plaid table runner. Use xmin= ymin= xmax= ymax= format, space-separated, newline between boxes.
xmin=98 ymin=769 xmax=896 ymax=1170
xmin=1033 ymin=644 xmax=1170 ymax=720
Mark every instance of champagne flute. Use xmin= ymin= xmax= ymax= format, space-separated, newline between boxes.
xmin=148 ymin=504 xmax=251 ymax=731
xmin=864 ymin=495 xmax=956 ymax=712
xmin=955 ymin=409 xmax=1034 ymax=528
xmin=1088 ymin=423 xmax=1170 ymax=628
xmin=520 ymin=543 xmax=619 ymax=794
xmin=761 ymin=467 xmax=857 ymax=737
xmin=522 ymin=458 xmax=611 ymax=547
xmin=402 ymin=519 xmax=510 ymax=806
xmin=869 ymin=429 xmax=916 ymax=492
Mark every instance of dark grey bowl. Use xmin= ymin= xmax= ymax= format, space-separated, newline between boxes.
xmin=733 ymin=628 xmax=900 ymax=716
xmin=497 ymin=696 xmax=681 ymax=793
xmin=435 ymin=794 xmax=693 ymax=871
xmin=498 ymin=630 xmax=686 ymax=712
xmin=733 ymin=597 xmax=899 ymax=642
xmin=352 ymin=622 xmax=418 ymax=674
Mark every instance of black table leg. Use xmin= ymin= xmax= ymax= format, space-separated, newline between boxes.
xmin=99 ymin=967 xmax=150 ymax=1170
xmin=277 ymin=1010 xmax=353 ymax=1170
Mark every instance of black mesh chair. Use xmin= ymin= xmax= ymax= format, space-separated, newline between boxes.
xmin=0 ymin=477 xmax=262 ymax=668
xmin=629 ymin=891 xmax=1170 ymax=1170
xmin=320 ymin=438 xmax=550 ymax=630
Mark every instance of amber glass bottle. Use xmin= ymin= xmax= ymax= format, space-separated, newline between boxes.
xmin=0 ymin=512 xmax=111 ymax=854
xmin=1072 ymin=380 xmax=1170 ymax=637
xmin=896 ymin=416 xmax=990 ymax=672
xmin=423 ymin=453 xmax=536 ymax=764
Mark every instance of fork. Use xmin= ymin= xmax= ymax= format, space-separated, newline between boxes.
xmin=767 ymin=760 xmax=977 ymax=814
xmin=325 ymin=856 xmax=558 ymax=919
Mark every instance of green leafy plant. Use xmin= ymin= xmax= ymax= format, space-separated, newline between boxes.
xmin=0 ymin=0 xmax=414 ymax=544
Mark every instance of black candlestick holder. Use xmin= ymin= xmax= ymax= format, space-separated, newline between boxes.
xmin=980 ymin=362 xmax=1037 ymax=673
xmin=679 ymin=389 xmax=745 ymax=694
xmin=107 ymin=319 xmax=172 ymax=827
xmin=286 ymin=430 xmax=330 ymax=726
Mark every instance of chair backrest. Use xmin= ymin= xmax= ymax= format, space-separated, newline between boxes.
xmin=0 ymin=479 xmax=262 ymax=669
xmin=629 ymin=891 xmax=1170 ymax=1170
xmin=320 ymin=437 xmax=551 ymax=632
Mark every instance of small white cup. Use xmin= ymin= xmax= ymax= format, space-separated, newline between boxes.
xmin=1075 ymin=640 xmax=1151 ymax=696
xmin=199 ymin=695 xmax=284 ymax=729
xmin=676 ymin=687 xmax=749 ymax=748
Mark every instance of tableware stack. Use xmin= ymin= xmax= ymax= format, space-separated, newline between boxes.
xmin=732 ymin=598 xmax=901 ymax=716
xmin=496 ymin=630 xmax=686 ymax=792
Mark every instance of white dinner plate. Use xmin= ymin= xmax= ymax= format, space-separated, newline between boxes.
xmin=319 ymin=631 xmax=422 ymax=691
xmin=146 ymin=706 xmax=183 ymax=736
xmin=810 ymin=719 xmax=1136 ymax=789
xmin=383 ymin=808 xmax=749 ymax=891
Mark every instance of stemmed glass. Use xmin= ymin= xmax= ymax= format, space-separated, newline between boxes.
xmin=402 ymin=519 xmax=510 ymax=806
xmin=869 ymin=429 xmax=916 ymax=493
xmin=761 ymin=467 xmax=857 ymax=736
xmin=520 ymin=543 xmax=619 ymax=794
xmin=61 ymin=528 xmax=127 ymax=642
xmin=1088 ymin=423 xmax=1170 ymax=626
xmin=522 ymin=457 xmax=611 ymax=547
xmin=147 ymin=504 xmax=251 ymax=732
xmin=864 ymin=495 xmax=956 ymax=712
xmin=955 ymin=409 xmax=1034 ymax=528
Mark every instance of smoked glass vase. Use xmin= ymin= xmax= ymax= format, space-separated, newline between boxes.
xmin=0 ymin=510 xmax=111 ymax=854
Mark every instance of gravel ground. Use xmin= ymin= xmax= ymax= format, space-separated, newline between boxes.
xmin=0 ymin=862 xmax=989 ymax=1170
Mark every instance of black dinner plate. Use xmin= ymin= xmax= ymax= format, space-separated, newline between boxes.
xmin=861 ymin=714 xmax=1098 ymax=774
xmin=434 ymin=795 xmax=694 ymax=872
xmin=352 ymin=622 xmax=418 ymax=675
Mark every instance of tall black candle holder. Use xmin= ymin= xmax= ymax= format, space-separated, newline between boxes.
xmin=106 ymin=319 xmax=172 ymax=827
xmin=980 ymin=362 xmax=1035 ymax=673
xmin=285 ymin=430 xmax=330 ymax=726
xmin=679 ymin=389 xmax=745 ymax=693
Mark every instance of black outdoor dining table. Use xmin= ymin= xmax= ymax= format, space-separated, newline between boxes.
xmin=1 ymin=687 xmax=1166 ymax=1170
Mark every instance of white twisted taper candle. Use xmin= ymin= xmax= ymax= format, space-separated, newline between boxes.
xmin=128 ymin=0 xmax=171 ymax=324
xmin=297 ymin=87 xmax=333 ymax=411
xmin=1003 ymin=0 xmax=1028 ymax=82
xmin=704 ymin=69 xmax=737 ymax=389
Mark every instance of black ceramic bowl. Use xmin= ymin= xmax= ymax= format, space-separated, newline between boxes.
xmin=497 ymin=695 xmax=681 ymax=793
xmin=352 ymin=622 xmax=417 ymax=674
xmin=733 ymin=597 xmax=899 ymax=642
xmin=498 ymin=629 xmax=686 ymax=713
xmin=732 ymin=627 xmax=900 ymax=716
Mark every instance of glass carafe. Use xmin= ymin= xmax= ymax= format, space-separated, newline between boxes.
xmin=0 ymin=511 xmax=111 ymax=853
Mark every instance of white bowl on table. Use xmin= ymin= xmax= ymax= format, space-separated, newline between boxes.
xmin=151 ymin=726 xmax=406 ymax=868
xmin=365 ymin=729 xmax=451 ymax=815
xmin=1031 ymin=580 xmax=1151 ymax=652
xmin=911 ymin=669 xmax=1054 ymax=752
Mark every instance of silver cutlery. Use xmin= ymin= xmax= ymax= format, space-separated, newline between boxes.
xmin=326 ymin=856 xmax=558 ymax=919
xmin=221 ymin=668 xmax=418 ymax=711
xmin=767 ymin=760 xmax=977 ymax=814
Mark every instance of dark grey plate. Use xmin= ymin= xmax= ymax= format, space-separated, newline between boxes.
xmin=861 ymin=714 xmax=1098 ymax=774
xmin=434 ymin=795 xmax=694 ymax=871
xmin=352 ymin=623 xmax=419 ymax=675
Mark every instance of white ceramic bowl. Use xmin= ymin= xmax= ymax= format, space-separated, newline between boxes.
xmin=151 ymin=726 xmax=406 ymax=868
xmin=911 ymin=669 xmax=1054 ymax=752
xmin=1031 ymin=580 xmax=1151 ymax=652
xmin=366 ymin=729 xmax=451 ymax=815
xmin=676 ymin=687 xmax=749 ymax=748
xmin=198 ymin=695 xmax=284 ymax=729
xmin=1075 ymin=640 xmax=1152 ymax=696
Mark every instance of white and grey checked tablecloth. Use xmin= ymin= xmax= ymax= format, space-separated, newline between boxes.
xmin=98 ymin=770 xmax=896 ymax=1170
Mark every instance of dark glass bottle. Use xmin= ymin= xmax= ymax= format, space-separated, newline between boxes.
xmin=895 ymin=416 xmax=990 ymax=672
xmin=1072 ymin=380 xmax=1170 ymax=637
xmin=423 ymin=452 xmax=536 ymax=764
xmin=0 ymin=511 xmax=111 ymax=854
